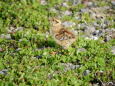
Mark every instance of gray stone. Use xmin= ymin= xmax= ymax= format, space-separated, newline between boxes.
xmin=16 ymin=48 xmax=21 ymax=51
xmin=61 ymin=2 xmax=69 ymax=7
xmin=0 ymin=48 xmax=3 ymax=52
xmin=75 ymin=16 xmax=81 ymax=20
xmin=92 ymin=30 xmax=103 ymax=37
xmin=80 ymin=8 xmax=89 ymax=13
xmin=8 ymin=27 xmax=24 ymax=33
xmin=0 ymin=69 xmax=8 ymax=75
xmin=40 ymin=0 xmax=47 ymax=5
xmin=85 ymin=36 xmax=99 ymax=40
xmin=60 ymin=63 xmax=80 ymax=72
xmin=16 ymin=27 xmax=24 ymax=31
xmin=72 ymin=0 xmax=81 ymax=5
xmin=77 ymin=48 xmax=86 ymax=53
xmin=49 ymin=8 xmax=58 ymax=13
xmin=62 ymin=21 xmax=76 ymax=27
xmin=83 ymin=70 xmax=90 ymax=76
xmin=87 ymin=2 xmax=93 ymax=7
xmin=111 ymin=46 xmax=115 ymax=55
xmin=107 ymin=82 xmax=114 ymax=86
xmin=104 ymin=36 xmax=111 ymax=42
xmin=63 ymin=10 xmax=72 ymax=16
xmin=83 ymin=26 xmax=96 ymax=35
xmin=78 ymin=23 xmax=87 ymax=28
xmin=0 ymin=34 xmax=11 ymax=40
xmin=111 ymin=1 xmax=115 ymax=6
xmin=92 ymin=83 xmax=100 ymax=86
xmin=93 ymin=22 xmax=100 ymax=27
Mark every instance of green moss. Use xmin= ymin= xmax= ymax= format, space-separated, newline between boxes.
xmin=0 ymin=0 xmax=114 ymax=85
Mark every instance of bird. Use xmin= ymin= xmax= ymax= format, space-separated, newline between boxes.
xmin=50 ymin=18 xmax=76 ymax=49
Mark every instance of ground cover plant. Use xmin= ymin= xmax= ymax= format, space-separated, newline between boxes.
xmin=0 ymin=0 xmax=115 ymax=86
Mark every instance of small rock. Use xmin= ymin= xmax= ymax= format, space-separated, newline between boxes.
xmin=40 ymin=0 xmax=47 ymax=5
xmin=111 ymin=46 xmax=115 ymax=55
xmin=0 ymin=48 xmax=4 ymax=52
xmin=0 ymin=69 xmax=8 ymax=75
xmin=77 ymin=48 xmax=86 ymax=53
xmin=72 ymin=0 xmax=81 ymax=5
xmin=78 ymin=23 xmax=87 ymax=28
xmin=92 ymin=83 xmax=100 ymax=86
xmin=107 ymin=82 xmax=114 ymax=86
xmin=19 ymin=39 xmax=23 ymax=42
xmin=83 ymin=26 xmax=96 ymax=35
xmin=63 ymin=10 xmax=72 ymax=16
xmin=0 ymin=34 xmax=11 ymax=40
xmin=93 ymin=22 xmax=100 ymax=27
xmin=60 ymin=63 xmax=80 ymax=72
xmin=63 ymin=0 xmax=69 ymax=2
xmin=16 ymin=27 xmax=24 ymax=31
xmin=90 ymin=12 xmax=97 ymax=19
xmin=91 ymin=36 xmax=99 ymax=40
xmin=84 ymin=36 xmax=99 ymax=40
xmin=104 ymin=20 xmax=110 ymax=26
xmin=62 ymin=21 xmax=76 ymax=27
xmin=111 ymin=1 xmax=115 ymax=6
xmin=80 ymin=8 xmax=89 ymax=13
xmin=49 ymin=8 xmax=58 ymax=13
xmin=61 ymin=2 xmax=69 ymax=7
xmin=101 ymin=23 xmax=107 ymax=29
xmin=87 ymin=2 xmax=93 ymax=7
xmin=8 ymin=27 xmax=24 ymax=33
xmin=15 ymin=48 xmax=21 ymax=51
xmin=104 ymin=36 xmax=111 ymax=42
xmin=92 ymin=30 xmax=103 ymax=37
xmin=75 ymin=16 xmax=81 ymax=20
xmin=83 ymin=70 xmax=90 ymax=76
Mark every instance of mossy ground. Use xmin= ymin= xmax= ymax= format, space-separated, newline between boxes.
xmin=0 ymin=0 xmax=115 ymax=86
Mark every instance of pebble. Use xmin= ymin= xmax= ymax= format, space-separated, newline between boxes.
xmin=0 ymin=48 xmax=4 ymax=52
xmin=91 ymin=36 xmax=99 ymax=40
xmin=60 ymin=63 xmax=80 ymax=72
xmin=111 ymin=46 xmax=115 ymax=55
xmin=87 ymin=2 xmax=93 ymax=7
xmin=62 ymin=10 xmax=72 ymax=16
xmin=0 ymin=34 xmax=11 ymax=40
xmin=78 ymin=23 xmax=87 ymax=28
xmin=8 ymin=27 xmax=24 ymax=33
xmin=83 ymin=70 xmax=90 ymax=76
xmin=84 ymin=36 xmax=99 ymax=40
xmin=83 ymin=26 xmax=96 ymax=35
xmin=61 ymin=2 xmax=69 ymax=7
xmin=49 ymin=8 xmax=58 ymax=13
xmin=72 ymin=0 xmax=81 ymax=5
xmin=111 ymin=1 xmax=115 ymax=6
xmin=92 ymin=30 xmax=103 ymax=37
xmin=106 ymin=82 xmax=114 ymax=86
xmin=0 ymin=69 xmax=8 ymax=75
xmin=104 ymin=36 xmax=111 ymax=42
xmin=80 ymin=8 xmax=89 ymax=13
xmin=77 ymin=48 xmax=86 ymax=53
xmin=62 ymin=21 xmax=76 ymax=27
xmin=93 ymin=22 xmax=100 ymax=27
xmin=16 ymin=27 xmax=24 ymax=31
xmin=40 ymin=0 xmax=47 ymax=5
xmin=92 ymin=83 xmax=100 ymax=86
xmin=15 ymin=48 xmax=21 ymax=51
xmin=75 ymin=16 xmax=81 ymax=20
